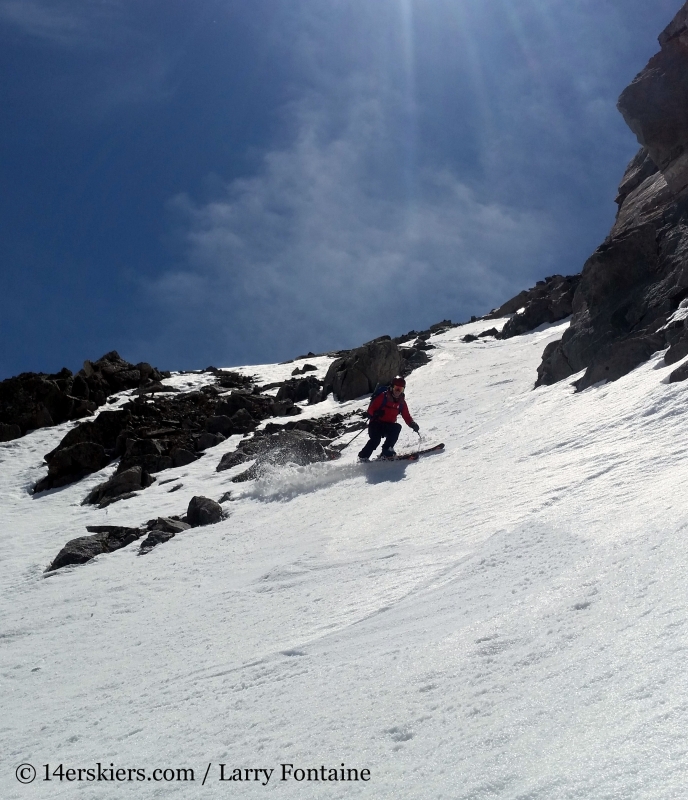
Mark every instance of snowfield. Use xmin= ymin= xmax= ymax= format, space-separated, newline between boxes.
xmin=4 ymin=318 xmax=688 ymax=799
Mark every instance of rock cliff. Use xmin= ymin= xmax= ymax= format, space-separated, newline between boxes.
xmin=536 ymin=2 xmax=688 ymax=390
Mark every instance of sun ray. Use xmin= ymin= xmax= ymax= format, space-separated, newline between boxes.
xmin=398 ymin=0 xmax=418 ymax=228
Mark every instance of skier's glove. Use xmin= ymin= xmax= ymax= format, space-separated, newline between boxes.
xmin=411 ymin=422 xmax=420 ymax=433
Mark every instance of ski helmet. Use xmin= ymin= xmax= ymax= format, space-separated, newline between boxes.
xmin=391 ymin=376 xmax=406 ymax=388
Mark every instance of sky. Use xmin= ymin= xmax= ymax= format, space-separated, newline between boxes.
xmin=0 ymin=0 xmax=682 ymax=378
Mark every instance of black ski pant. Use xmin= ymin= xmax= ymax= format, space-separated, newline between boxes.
xmin=358 ymin=420 xmax=401 ymax=458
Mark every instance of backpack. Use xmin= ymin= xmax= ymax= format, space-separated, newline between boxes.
xmin=368 ymin=385 xmax=405 ymax=419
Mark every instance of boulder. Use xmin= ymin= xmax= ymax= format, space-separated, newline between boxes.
xmin=117 ymin=438 xmax=173 ymax=474
xmin=663 ymin=333 xmax=688 ymax=366
xmin=400 ymin=349 xmax=430 ymax=370
xmin=82 ymin=465 xmax=154 ymax=507
xmin=276 ymin=376 xmax=322 ymax=403
xmin=138 ymin=515 xmax=192 ymax=553
xmin=229 ymin=408 xmax=256 ymax=433
xmin=270 ymin=399 xmax=300 ymax=416
xmin=45 ymin=409 xmax=131 ymax=459
xmin=34 ymin=442 xmax=111 ymax=493
xmin=151 ymin=516 xmax=192 ymax=534
xmin=187 ymin=496 xmax=224 ymax=527
xmin=322 ymin=338 xmax=403 ymax=401
xmin=171 ymin=448 xmax=198 ymax=467
xmin=216 ymin=449 xmax=252 ymax=472
xmin=195 ymin=432 xmax=225 ymax=451
xmin=46 ymin=525 xmax=143 ymax=571
xmin=669 ymin=361 xmax=688 ymax=382
xmin=139 ymin=530 xmax=176 ymax=555
xmin=206 ymin=415 xmax=233 ymax=436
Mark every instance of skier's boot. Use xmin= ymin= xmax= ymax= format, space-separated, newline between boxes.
xmin=380 ymin=447 xmax=396 ymax=460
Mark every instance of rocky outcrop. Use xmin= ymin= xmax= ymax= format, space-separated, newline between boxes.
xmin=33 ymin=375 xmax=305 ymax=493
xmin=34 ymin=409 xmax=130 ymax=492
xmin=485 ymin=275 xmax=580 ymax=339
xmin=322 ymin=337 xmax=404 ymax=401
xmin=82 ymin=466 xmax=156 ymax=508
xmin=618 ymin=9 xmax=688 ymax=195
xmin=46 ymin=525 xmax=144 ymax=572
xmin=0 ymin=352 xmax=169 ymax=441
xmin=47 ymin=503 xmax=226 ymax=569
xmin=536 ymin=3 xmax=688 ymax=390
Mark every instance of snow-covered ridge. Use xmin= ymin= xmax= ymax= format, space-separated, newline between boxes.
xmin=4 ymin=317 xmax=688 ymax=798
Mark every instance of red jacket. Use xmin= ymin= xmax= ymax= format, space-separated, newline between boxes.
xmin=367 ymin=390 xmax=414 ymax=426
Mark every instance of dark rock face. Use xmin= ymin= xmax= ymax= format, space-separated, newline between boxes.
xmin=322 ymin=338 xmax=404 ymax=401
xmin=0 ymin=352 xmax=168 ymax=441
xmin=488 ymin=275 xmax=580 ymax=339
xmin=46 ymin=525 xmax=144 ymax=571
xmin=536 ymin=3 xmax=688 ymax=390
xmin=187 ymin=496 xmax=224 ymax=527
xmin=618 ymin=7 xmax=688 ymax=194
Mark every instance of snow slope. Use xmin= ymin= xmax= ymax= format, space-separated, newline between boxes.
xmin=4 ymin=319 xmax=688 ymax=799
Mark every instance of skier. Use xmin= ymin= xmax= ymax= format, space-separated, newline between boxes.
xmin=358 ymin=376 xmax=420 ymax=461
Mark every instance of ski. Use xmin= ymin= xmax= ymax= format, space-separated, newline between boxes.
xmin=371 ymin=443 xmax=445 ymax=462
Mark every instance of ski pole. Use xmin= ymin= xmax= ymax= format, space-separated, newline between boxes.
xmin=338 ymin=423 xmax=367 ymax=450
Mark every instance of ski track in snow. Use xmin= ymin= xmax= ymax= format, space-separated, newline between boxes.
xmin=4 ymin=319 xmax=688 ymax=798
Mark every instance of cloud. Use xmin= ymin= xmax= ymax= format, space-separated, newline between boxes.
xmin=0 ymin=0 xmax=172 ymax=111
xmin=150 ymin=81 xmax=550 ymax=361
xmin=0 ymin=0 xmax=114 ymax=48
